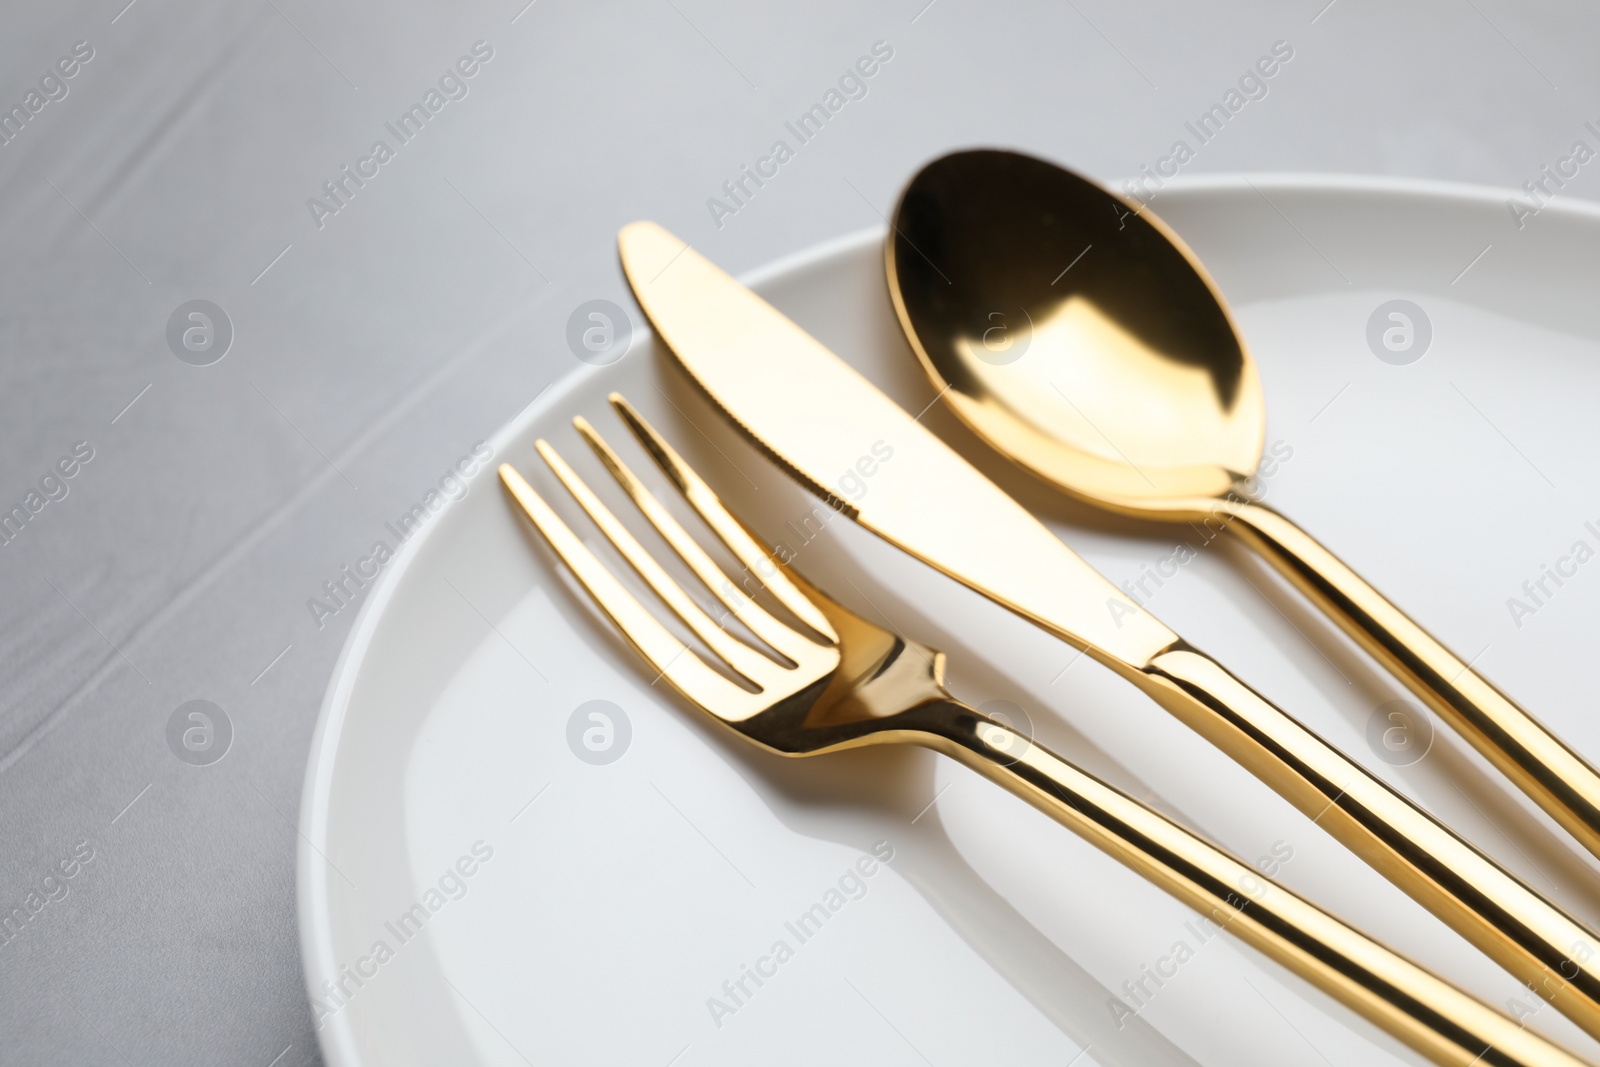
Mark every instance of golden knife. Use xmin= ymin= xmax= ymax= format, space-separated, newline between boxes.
xmin=618 ymin=219 xmax=1600 ymax=1041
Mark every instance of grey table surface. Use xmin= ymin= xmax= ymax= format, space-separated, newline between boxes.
xmin=1 ymin=0 xmax=1596 ymax=1063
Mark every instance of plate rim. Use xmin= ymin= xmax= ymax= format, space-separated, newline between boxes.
xmin=296 ymin=171 xmax=1600 ymax=1067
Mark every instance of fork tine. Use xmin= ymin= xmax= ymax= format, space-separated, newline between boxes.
xmin=607 ymin=394 xmax=838 ymax=644
xmin=534 ymin=440 xmax=779 ymax=688
xmin=573 ymin=415 xmax=824 ymax=667
xmin=497 ymin=464 xmax=751 ymax=709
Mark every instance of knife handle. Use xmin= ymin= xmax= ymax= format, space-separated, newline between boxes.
xmin=1226 ymin=498 xmax=1600 ymax=865
xmin=916 ymin=698 xmax=1588 ymax=1067
xmin=1139 ymin=642 xmax=1600 ymax=1043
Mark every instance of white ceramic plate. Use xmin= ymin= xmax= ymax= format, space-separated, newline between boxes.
xmin=299 ymin=175 xmax=1600 ymax=1067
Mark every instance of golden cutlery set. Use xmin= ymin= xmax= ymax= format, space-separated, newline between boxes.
xmin=497 ymin=149 xmax=1600 ymax=1065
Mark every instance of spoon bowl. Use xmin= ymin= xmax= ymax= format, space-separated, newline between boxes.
xmin=887 ymin=148 xmax=1263 ymax=517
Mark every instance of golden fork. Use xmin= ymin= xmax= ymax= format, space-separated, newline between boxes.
xmin=498 ymin=394 xmax=1590 ymax=1067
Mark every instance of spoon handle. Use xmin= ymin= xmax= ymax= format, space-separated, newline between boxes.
xmin=1226 ymin=500 xmax=1600 ymax=863
xmin=920 ymin=699 xmax=1591 ymax=1067
xmin=1140 ymin=641 xmax=1600 ymax=1042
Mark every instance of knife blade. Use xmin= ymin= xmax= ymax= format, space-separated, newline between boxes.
xmin=618 ymin=220 xmax=1176 ymax=671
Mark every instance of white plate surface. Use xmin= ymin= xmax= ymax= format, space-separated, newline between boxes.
xmin=299 ymin=175 xmax=1600 ymax=1067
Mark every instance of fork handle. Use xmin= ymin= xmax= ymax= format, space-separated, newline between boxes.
xmin=1226 ymin=499 xmax=1600 ymax=864
xmin=916 ymin=700 xmax=1590 ymax=1067
xmin=1138 ymin=643 xmax=1600 ymax=1044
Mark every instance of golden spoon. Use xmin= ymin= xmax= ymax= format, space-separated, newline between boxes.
xmin=885 ymin=147 xmax=1600 ymax=864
